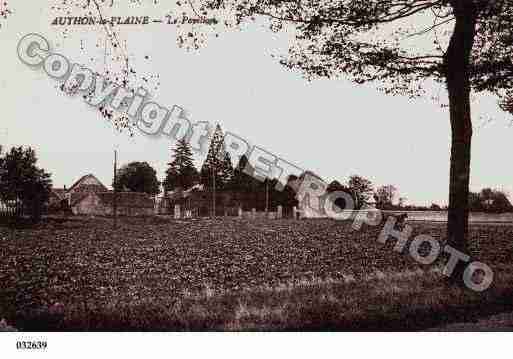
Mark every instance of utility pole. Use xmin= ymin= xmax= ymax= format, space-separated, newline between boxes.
xmin=113 ymin=149 xmax=118 ymax=229
xmin=212 ymin=166 xmax=216 ymax=218
xmin=265 ymin=179 xmax=269 ymax=214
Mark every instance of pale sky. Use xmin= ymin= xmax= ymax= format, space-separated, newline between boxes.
xmin=1 ymin=1 xmax=512 ymax=206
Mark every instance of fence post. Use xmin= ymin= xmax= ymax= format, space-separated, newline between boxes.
xmin=154 ymin=197 xmax=160 ymax=215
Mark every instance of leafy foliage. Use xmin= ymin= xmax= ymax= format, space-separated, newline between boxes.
xmin=469 ymin=188 xmax=513 ymax=213
xmin=375 ymin=185 xmax=398 ymax=209
xmin=347 ymin=175 xmax=374 ymax=208
xmin=0 ymin=1 xmax=12 ymax=30
xmin=114 ymin=161 xmax=160 ymax=195
xmin=0 ymin=146 xmax=52 ymax=221
xmin=170 ymin=0 xmax=513 ymax=98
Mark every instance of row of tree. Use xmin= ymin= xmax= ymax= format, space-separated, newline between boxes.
xmin=163 ymin=125 xmax=232 ymax=193
xmin=113 ymin=125 xmax=236 ymax=196
xmin=161 ymin=125 xmax=379 ymax=211
xmin=113 ymin=123 xmax=512 ymax=214
xmin=161 ymin=125 xmax=392 ymax=211
xmin=162 ymin=125 xmax=297 ymax=211
xmin=327 ymin=177 xmax=513 ymax=213
xmin=469 ymin=188 xmax=513 ymax=213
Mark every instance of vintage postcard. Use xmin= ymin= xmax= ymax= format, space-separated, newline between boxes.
xmin=0 ymin=0 xmax=512 ymax=356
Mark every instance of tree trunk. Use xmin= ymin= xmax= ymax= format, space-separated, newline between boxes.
xmin=444 ymin=1 xmax=477 ymax=280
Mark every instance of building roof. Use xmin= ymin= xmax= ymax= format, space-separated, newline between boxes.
xmin=68 ymin=174 xmax=108 ymax=193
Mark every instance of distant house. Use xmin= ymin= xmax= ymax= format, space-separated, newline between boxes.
xmin=292 ymin=171 xmax=330 ymax=218
xmin=50 ymin=174 xmax=155 ymax=216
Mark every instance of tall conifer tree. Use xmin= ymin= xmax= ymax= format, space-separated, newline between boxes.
xmin=200 ymin=124 xmax=234 ymax=191
xmin=164 ymin=138 xmax=198 ymax=192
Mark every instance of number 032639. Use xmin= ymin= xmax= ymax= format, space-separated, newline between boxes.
xmin=16 ymin=341 xmax=48 ymax=350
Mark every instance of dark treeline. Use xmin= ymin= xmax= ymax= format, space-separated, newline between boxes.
xmin=162 ymin=125 xmax=298 ymax=212
xmin=161 ymin=124 xmax=513 ymax=214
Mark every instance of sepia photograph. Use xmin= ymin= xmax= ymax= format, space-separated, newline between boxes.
xmin=1 ymin=0 xmax=513 ymax=356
